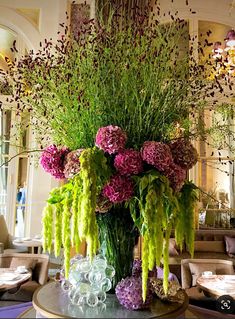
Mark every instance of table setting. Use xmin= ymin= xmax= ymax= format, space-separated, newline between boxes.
xmin=13 ymin=236 xmax=43 ymax=254
xmin=197 ymin=275 xmax=235 ymax=299
xmin=0 ymin=267 xmax=31 ymax=291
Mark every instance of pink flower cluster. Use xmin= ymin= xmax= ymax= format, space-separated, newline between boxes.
xmin=64 ymin=149 xmax=84 ymax=178
xmin=95 ymin=125 xmax=127 ymax=154
xmin=165 ymin=163 xmax=187 ymax=192
xmin=102 ymin=174 xmax=134 ymax=203
xmin=40 ymin=144 xmax=69 ymax=179
xmin=141 ymin=141 xmax=173 ymax=172
xmin=139 ymin=139 xmax=198 ymax=191
xmin=114 ymin=149 xmax=143 ymax=176
xmin=40 ymin=125 xmax=198 ymax=200
xmin=170 ymin=139 xmax=198 ymax=170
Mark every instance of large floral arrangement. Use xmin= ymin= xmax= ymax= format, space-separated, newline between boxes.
xmin=2 ymin=1 xmax=235 ymax=309
xmin=41 ymin=124 xmax=199 ymax=301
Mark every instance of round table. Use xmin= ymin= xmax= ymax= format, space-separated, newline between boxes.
xmin=0 ymin=268 xmax=31 ymax=292
xmin=13 ymin=239 xmax=43 ymax=254
xmin=17 ymin=307 xmax=36 ymax=318
xmin=197 ymin=275 xmax=235 ymax=299
xmin=33 ymin=282 xmax=188 ymax=318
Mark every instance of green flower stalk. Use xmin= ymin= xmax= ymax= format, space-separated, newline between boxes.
xmin=41 ymin=147 xmax=111 ymax=278
xmin=54 ymin=203 xmax=62 ymax=257
xmin=42 ymin=203 xmax=53 ymax=253
xmin=175 ymin=181 xmax=199 ymax=256
xmin=129 ymin=170 xmax=187 ymax=300
xmin=141 ymin=233 xmax=150 ymax=302
xmin=71 ymin=177 xmax=81 ymax=252
xmin=62 ymin=196 xmax=71 ymax=278
xmin=79 ymin=148 xmax=103 ymax=258
xmin=163 ymin=229 xmax=170 ymax=294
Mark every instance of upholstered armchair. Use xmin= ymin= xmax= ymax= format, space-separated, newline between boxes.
xmin=0 ymin=215 xmax=27 ymax=254
xmin=0 ymin=253 xmax=49 ymax=302
xmin=181 ymin=258 xmax=234 ymax=309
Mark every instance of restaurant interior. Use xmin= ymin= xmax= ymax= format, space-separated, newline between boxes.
xmin=0 ymin=0 xmax=235 ymax=318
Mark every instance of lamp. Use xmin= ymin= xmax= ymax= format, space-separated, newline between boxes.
xmin=212 ymin=29 xmax=235 ymax=78
xmin=225 ymin=29 xmax=235 ymax=48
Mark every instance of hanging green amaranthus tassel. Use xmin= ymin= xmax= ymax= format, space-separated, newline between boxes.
xmin=42 ymin=203 xmax=53 ymax=253
xmin=62 ymin=196 xmax=71 ymax=278
xmin=175 ymin=181 xmax=199 ymax=257
xmin=54 ymin=203 xmax=62 ymax=257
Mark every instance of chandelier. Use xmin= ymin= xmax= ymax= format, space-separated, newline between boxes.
xmin=212 ymin=29 xmax=235 ymax=78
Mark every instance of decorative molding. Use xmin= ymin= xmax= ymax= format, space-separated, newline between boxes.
xmin=16 ymin=8 xmax=40 ymax=29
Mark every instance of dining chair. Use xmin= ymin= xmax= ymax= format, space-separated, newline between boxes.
xmin=0 ymin=253 xmax=49 ymax=302
xmin=0 ymin=215 xmax=27 ymax=254
xmin=181 ymin=259 xmax=234 ymax=310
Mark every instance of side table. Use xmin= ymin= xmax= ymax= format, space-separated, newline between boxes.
xmin=33 ymin=282 xmax=188 ymax=318
xmin=13 ymin=239 xmax=43 ymax=254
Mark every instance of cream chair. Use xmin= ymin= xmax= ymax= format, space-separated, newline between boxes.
xmin=0 ymin=253 xmax=49 ymax=302
xmin=181 ymin=258 xmax=234 ymax=290
xmin=0 ymin=215 xmax=27 ymax=254
xmin=181 ymin=259 xmax=234 ymax=311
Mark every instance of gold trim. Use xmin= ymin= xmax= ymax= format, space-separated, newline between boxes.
xmin=33 ymin=282 xmax=65 ymax=318
xmin=16 ymin=306 xmax=35 ymax=318
xmin=33 ymin=282 xmax=188 ymax=319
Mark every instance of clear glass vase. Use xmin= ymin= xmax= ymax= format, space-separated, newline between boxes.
xmin=96 ymin=205 xmax=138 ymax=291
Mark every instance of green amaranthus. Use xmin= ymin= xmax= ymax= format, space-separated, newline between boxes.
xmin=42 ymin=147 xmax=111 ymax=277
xmin=128 ymin=171 xmax=198 ymax=300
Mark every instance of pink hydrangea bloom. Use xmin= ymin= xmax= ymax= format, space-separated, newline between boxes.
xmin=170 ymin=139 xmax=198 ymax=170
xmin=64 ymin=148 xmax=84 ymax=178
xmin=95 ymin=125 xmax=127 ymax=154
xmin=102 ymin=174 xmax=134 ymax=203
xmin=165 ymin=163 xmax=186 ymax=192
xmin=40 ymin=144 xmax=69 ymax=179
xmin=141 ymin=141 xmax=173 ymax=172
xmin=114 ymin=149 xmax=143 ymax=176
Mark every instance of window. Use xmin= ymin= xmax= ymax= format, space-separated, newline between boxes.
xmin=0 ymin=109 xmax=11 ymax=218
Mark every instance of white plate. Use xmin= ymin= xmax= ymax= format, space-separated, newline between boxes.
xmin=201 ymin=274 xmax=215 ymax=279
xmin=22 ymin=237 xmax=31 ymax=241
xmin=34 ymin=235 xmax=41 ymax=239
xmin=0 ymin=273 xmax=20 ymax=281
xmin=14 ymin=239 xmax=23 ymax=243
xmin=16 ymin=269 xmax=28 ymax=274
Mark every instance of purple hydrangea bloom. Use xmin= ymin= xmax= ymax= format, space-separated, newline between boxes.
xmin=115 ymin=276 xmax=153 ymax=310
xmin=132 ymin=259 xmax=158 ymax=278
xmin=95 ymin=125 xmax=127 ymax=154
xmin=170 ymin=139 xmax=198 ymax=170
xmin=114 ymin=149 xmax=143 ymax=176
xmin=102 ymin=174 xmax=134 ymax=203
xmin=40 ymin=144 xmax=69 ymax=179
xmin=132 ymin=259 xmax=142 ymax=277
xmin=141 ymin=141 xmax=173 ymax=172
xmin=165 ymin=163 xmax=186 ymax=192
